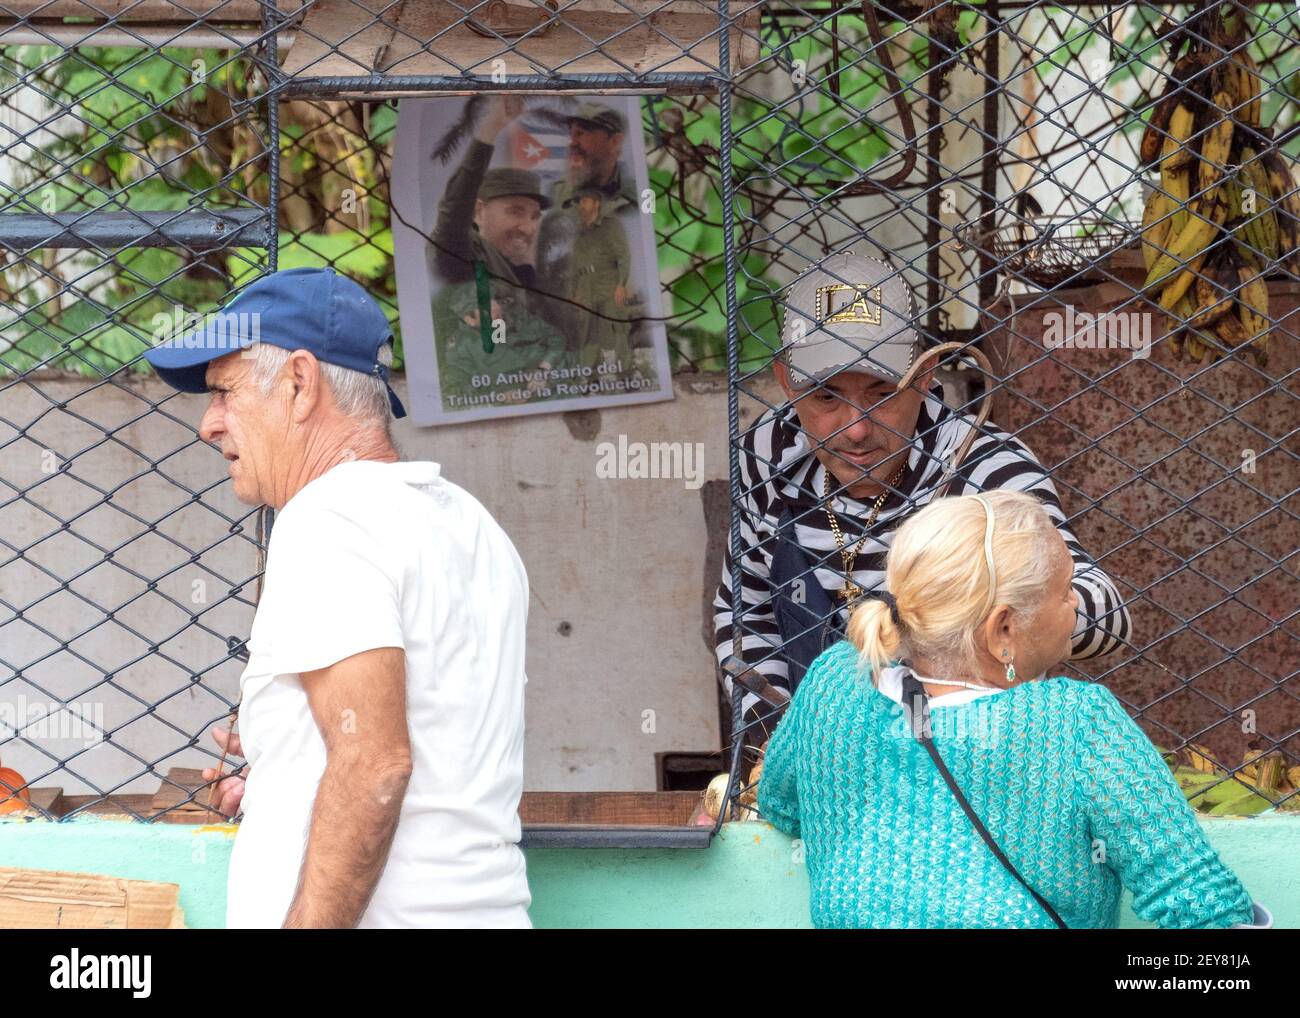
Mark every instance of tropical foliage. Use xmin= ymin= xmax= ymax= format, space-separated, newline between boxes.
xmin=2 ymin=4 xmax=1297 ymax=378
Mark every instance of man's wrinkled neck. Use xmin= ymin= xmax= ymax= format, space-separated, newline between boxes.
xmin=271 ymin=421 xmax=398 ymax=510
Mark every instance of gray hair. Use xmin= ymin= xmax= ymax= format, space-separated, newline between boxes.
xmin=247 ymin=343 xmax=391 ymax=426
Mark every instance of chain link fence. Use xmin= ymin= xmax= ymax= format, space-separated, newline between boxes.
xmin=0 ymin=0 xmax=1296 ymax=823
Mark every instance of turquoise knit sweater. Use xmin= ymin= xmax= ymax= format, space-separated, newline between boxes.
xmin=758 ymin=641 xmax=1256 ymax=929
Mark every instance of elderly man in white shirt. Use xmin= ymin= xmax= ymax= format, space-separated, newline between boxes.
xmin=144 ymin=267 xmax=531 ymax=928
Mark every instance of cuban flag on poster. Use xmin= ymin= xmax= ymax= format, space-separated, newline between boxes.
xmin=511 ymin=115 xmax=567 ymax=181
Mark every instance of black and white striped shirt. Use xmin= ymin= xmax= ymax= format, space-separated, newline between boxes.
xmin=714 ymin=389 xmax=1132 ymax=710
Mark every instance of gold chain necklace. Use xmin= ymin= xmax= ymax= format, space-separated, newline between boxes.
xmin=823 ymin=460 xmax=906 ymax=602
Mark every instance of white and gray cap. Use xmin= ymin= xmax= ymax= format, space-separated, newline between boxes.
xmin=781 ymin=252 xmax=919 ymax=385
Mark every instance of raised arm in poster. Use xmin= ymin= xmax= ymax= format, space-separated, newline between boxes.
xmin=392 ymin=95 xmax=674 ymax=425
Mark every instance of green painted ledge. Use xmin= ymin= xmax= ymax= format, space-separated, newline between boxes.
xmin=0 ymin=815 xmax=237 ymax=930
xmin=1 ymin=814 xmax=1296 ymax=928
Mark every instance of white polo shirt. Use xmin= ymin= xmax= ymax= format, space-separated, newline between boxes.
xmin=225 ymin=460 xmax=531 ymax=928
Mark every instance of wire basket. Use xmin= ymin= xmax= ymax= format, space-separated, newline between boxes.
xmin=957 ymin=215 xmax=1135 ymax=289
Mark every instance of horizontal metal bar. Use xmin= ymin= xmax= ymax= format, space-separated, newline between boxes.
xmin=0 ymin=209 xmax=271 ymax=252
xmin=276 ymin=72 xmax=722 ymax=98
xmin=520 ymin=825 xmax=715 ymax=849
xmin=0 ymin=0 xmax=305 ymax=18
xmin=0 ymin=20 xmax=294 ymax=49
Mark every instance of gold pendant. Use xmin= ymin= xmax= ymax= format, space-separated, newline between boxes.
xmin=837 ymin=582 xmax=863 ymax=602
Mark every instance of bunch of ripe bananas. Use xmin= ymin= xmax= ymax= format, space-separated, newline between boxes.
xmin=1139 ymin=46 xmax=1299 ymax=366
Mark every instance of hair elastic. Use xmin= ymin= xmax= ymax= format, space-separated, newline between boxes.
xmin=876 ymin=590 xmax=902 ymax=626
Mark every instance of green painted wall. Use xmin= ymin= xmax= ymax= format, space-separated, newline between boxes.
xmin=1 ymin=814 xmax=1295 ymax=928
xmin=527 ymin=815 xmax=1300 ymax=929
xmin=0 ymin=816 xmax=237 ymax=930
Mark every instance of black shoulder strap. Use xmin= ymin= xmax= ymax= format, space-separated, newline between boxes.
xmin=899 ymin=672 xmax=1068 ymax=929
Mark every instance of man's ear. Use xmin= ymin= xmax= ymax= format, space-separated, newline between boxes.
xmin=285 ymin=349 xmax=323 ymax=423
xmin=773 ymin=358 xmax=798 ymax=400
xmin=473 ymin=198 xmax=485 ymax=224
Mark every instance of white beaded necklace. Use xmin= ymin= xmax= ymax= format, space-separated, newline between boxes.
xmin=905 ymin=665 xmax=1005 ymax=694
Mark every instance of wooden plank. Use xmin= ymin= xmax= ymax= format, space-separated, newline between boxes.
xmin=10 ymin=786 xmax=64 ymax=817
xmin=0 ymin=867 xmax=185 ymax=929
xmin=56 ymin=790 xmax=703 ymax=827
xmin=29 ymin=786 xmax=63 ymax=814
xmin=57 ymin=793 xmax=207 ymax=823
xmin=282 ymin=0 xmax=762 ymax=85
xmin=519 ymin=791 xmax=699 ymax=826
xmin=284 ymin=0 xmax=388 ymax=80
xmin=150 ymin=767 xmax=213 ymax=814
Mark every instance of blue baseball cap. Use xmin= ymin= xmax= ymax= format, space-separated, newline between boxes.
xmin=143 ymin=267 xmax=406 ymax=419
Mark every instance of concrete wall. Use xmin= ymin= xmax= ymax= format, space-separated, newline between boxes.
xmin=2 ymin=814 xmax=1296 ymax=929
xmin=1 ymin=372 xmax=780 ymax=796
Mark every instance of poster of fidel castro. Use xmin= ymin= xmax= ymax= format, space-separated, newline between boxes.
xmin=391 ymin=94 xmax=674 ymax=426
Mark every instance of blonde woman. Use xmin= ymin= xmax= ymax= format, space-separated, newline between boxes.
xmin=758 ymin=490 xmax=1270 ymax=929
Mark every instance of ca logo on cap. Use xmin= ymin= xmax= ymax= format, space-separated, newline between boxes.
xmin=815 ymin=283 xmax=883 ymax=326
